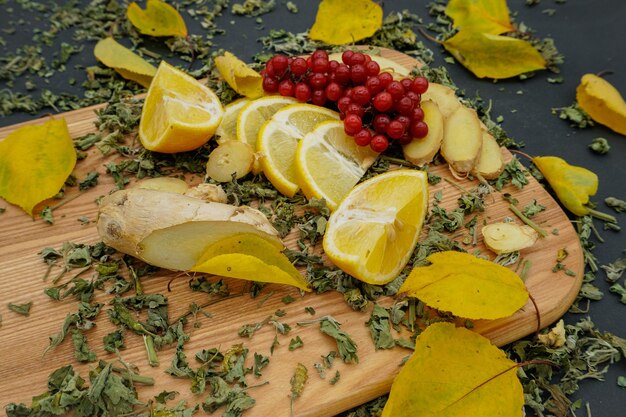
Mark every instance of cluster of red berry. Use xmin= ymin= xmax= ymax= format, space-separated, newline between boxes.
xmin=261 ymin=49 xmax=429 ymax=153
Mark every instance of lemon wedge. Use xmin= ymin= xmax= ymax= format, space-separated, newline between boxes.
xmin=139 ymin=61 xmax=224 ymax=153
xmin=236 ymin=95 xmax=298 ymax=147
xmin=295 ymin=120 xmax=379 ymax=211
xmin=191 ymin=233 xmax=310 ymax=291
xmin=257 ymin=104 xmax=339 ymax=197
xmin=215 ymin=97 xmax=250 ymax=144
xmin=323 ymin=170 xmax=429 ymax=285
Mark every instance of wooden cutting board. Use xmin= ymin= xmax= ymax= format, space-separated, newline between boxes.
xmin=0 ymin=48 xmax=583 ymax=416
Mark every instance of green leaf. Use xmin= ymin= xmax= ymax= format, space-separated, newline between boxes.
xmin=8 ymin=302 xmax=32 ymax=316
xmin=366 ymin=304 xmax=395 ymax=350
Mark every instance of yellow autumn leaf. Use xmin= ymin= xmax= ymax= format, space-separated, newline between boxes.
xmin=576 ymin=73 xmax=626 ymax=136
xmin=127 ymin=0 xmax=187 ymax=37
xmin=191 ymin=233 xmax=310 ymax=291
xmin=399 ymin=251 xmax=528 ymax=320
xmin=0 ymin=118 xmax=76 ymax=216
xmin=94 ymin=37 xmax=157 ymax=88
xmin=446 ymin=0 xmax=514 ymax=35
xmin=214 ymin=52 xmax=264 ymax=99
xmin=444 ymin=31 xmax=546 ymax=79
xmin=532 ymin=156 xmax=598 ymax=217
xmin=382 ymin=322 xmax=524 ymax=417
xmin=309 ymin=0 xmax=383 ymax=45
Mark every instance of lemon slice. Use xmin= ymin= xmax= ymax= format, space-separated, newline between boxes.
xmin=215 ymin=97 xmax=250 ymax=144
xmin=139 ymin=61 xmax=224 ymax=153
xmin=191 ymin=233 xmax=310 ymax=291
xmin=257 ymin=104 xmax=339 ymax=197
xmin=323 ymin=170 xmax=429 ymax=285
xmin=236 ymin=96 xmax=298 ymax=146
xmin=295 ymin=120 xmax=379 ymax=211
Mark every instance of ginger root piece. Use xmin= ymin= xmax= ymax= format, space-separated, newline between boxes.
xmin=473 ymin=130 xmax=505 ymax=180
xmin=421 ymin=83 xmax=462 ymax=119
xmin=97 ymin=188 xmax=281 ymax=270
xmin=440 ymin=105 xmax=483 ymax=174
xmin=137 ymin=177 xmax=189 ymax=194
xmin=206 ymin=140 xmax=255 ymax=182
xmin=183 ymin=183 xmax=228 ymax=203
xmin=402 ymin=100 xmax=444 ymax=166
xmin=481 ymin=222 xmax=539 ymax=255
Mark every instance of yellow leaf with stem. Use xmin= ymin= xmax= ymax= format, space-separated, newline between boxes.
xmin=382 ymin=322 xmax=524 ymax=417
xmin=309 ymin=0 xmax=383 ymax=45
xmin=191 ymin=233 xmax=310 ymax=291
xmin=444 ymin=31 xmax=546 ymax=79
xmin=0 ymin=118 xmax=76 ymax=216
xmin=399 ymin=251 xmax=528 ymax=320
xmin=532 ymin=156 xmax=598 ymax=217
xmin=445 ymin=0 xmax=514 ymax=35
xmin=576 ymin=73 xmax=626 ymax=136
xmin=94 ymin=37 xmax=157 ymax=88
xmin=127 ymin=0 xmax=187 ymax=37
xmin=214 ymin=52 xmax=264 ymax=99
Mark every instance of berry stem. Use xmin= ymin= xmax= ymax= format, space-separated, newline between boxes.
xmin=417 ymin=27 xmax=444 ymax=45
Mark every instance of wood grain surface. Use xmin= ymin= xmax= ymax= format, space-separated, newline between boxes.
xmin=0 ymin=48 xmax=583 ymax=416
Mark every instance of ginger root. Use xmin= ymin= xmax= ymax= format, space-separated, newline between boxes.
xmin=402 ymin=100 xmax=444 ymax=166
xmin=473 ymin=130 xmax=504 ymax=180
xmin=97 ymin=188 xmax=281 ymax=270
xmin=206 ymin=140 xmax=255 ymax=182
xmin=440 ymin=105 xmax=483 ymax=174
xmin=481 ymin=222 xmax=539 ymax=255
xmin=421 ymin=83 xmax=462 ymax=119
xmin=183 ymin=183 xmax=228 ymax=203
xmin=137 ymin=177 xmax=189 ymax=194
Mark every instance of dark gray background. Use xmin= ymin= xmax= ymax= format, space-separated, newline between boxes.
xmin=1 ymin=0 xmax=624 ymax=415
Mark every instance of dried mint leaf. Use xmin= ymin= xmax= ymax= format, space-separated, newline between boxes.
xmin=605 ymin=197 xmax=626 ymax=213
xmin=366 ymin=304 xmax=395 ymax=350
xmin=589 ymin=137 xmax=610 ymax=154
xmin=8 ymin=301 xmax=32 ymax=316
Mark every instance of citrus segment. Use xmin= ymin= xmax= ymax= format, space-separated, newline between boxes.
xmin=215 ymin=98 xmax=250 ymax=144
xmin=236 ymin=96 xmax=298 ymax=146
xmin=323 ymin=170 xmax=428 ymax=285
xmin=139 ymin=61 xmax=224 ymax=153
xmin=191 ymin=233 xmax=310 ymax=291
xmin=296 ymin=120 xmax=379 ymax=210
xmin=257 ymin=104 xmax=339 ymax=197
